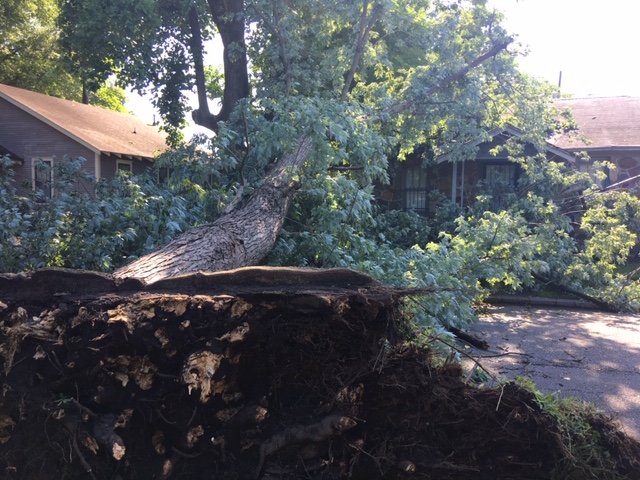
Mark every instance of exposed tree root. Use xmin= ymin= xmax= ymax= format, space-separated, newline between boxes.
xmin=0 ymin=268 xmax=638 ymax=479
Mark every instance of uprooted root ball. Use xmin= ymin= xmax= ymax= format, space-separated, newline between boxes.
xmin=0 ymin=268 xmax=638 ymax=479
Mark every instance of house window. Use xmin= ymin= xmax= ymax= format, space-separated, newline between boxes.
xmin=485 ymin=163 xmax=516 ymax=185
xmin=482 ymin=163 xmax=517 ymax=211
xmin=116 ymin=159 xmax=133 ymax=174
xmin=403 ymin=166 xmax=428 ymax=213
xmin=32 ymin=158 xmax=53 ymax=198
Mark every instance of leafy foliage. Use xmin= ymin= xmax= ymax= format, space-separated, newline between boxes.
xmin=269 ymin=134 xmax=640 ymax=325
xmin=0 ymin=0 xmax=81 ymax=99
xmin=89 ymin=82 xmax=128 ymax=112
xmin=0 ymin=151 xmax=227 ymax=272
xmin=0 ymin=0 xmax=127 ymax=110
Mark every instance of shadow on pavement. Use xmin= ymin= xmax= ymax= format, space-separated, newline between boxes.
xmin=469 ymin=306 xmax=640 ymax=440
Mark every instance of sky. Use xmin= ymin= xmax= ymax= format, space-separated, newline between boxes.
xmin=126 ymin=43 xmax=223 ymax=136
xmin=128 ymin=0 xmax=640 ymax=131
xmin=488 ymin=0 xmax=640 ymax=97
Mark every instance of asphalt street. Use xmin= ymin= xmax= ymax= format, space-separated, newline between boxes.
xmin=468 ymin=306 xmax=640 ymax=440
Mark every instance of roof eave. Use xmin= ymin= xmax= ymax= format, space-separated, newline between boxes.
xmin=543 ymin=143 xmax=578 ymax=163
xmin=435 ymin=124 xmax=577 ymax=164
xmin=562 ymin=145 xmax=640 ymax=153
xmin=102 ymin=151 xmax=158 ymax=162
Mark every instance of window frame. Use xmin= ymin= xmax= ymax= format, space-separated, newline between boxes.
xmin=116 ymin=159 xmax=133 ymax=174
xmin=483 ymin=162 xmax=517 ymax=185
xmin=402 ymin=165 xmax=429 ymax=214
xmin=32 ymin=157 xmax=54 ymax=198
xmin=157 ymin=166 xmax=175 ymax=184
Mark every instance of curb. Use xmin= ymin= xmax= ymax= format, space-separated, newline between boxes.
xmin=487 ymin=294 xmax=600 ymax=310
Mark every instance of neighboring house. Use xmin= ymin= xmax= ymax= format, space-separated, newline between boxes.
xmin=0 ymin=83 xmax=167 ymax=197
xmin=553 ymin=96 xmax=640 ymax=190
xmin=380 ymin=125 xmax=576 ymax=215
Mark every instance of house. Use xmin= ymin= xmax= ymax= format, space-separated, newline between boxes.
xmin=553 ymin=96 xmax=640 ymax=190
xmin=0 ymin=83 xmax=167 ymax=197
xmin=380 ymin=125 xmax=576 ymax=214
xmin=384 ymin=95 xmax=640 ymax=216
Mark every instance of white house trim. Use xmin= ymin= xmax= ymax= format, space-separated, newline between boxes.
xmin=94 ymin=152 xmax=101 ymax=180
xmin=31 ymin=156 xmax=54 ymax=198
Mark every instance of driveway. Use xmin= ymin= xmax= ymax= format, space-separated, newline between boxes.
xmin=468 ymin=306 xmax=640 ymax=440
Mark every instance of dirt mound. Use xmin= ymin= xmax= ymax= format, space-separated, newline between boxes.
xmin=0 ymin=268 xmax=638 ymax=479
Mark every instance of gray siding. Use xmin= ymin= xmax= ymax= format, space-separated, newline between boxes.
xmin=0 ymin=98 xmax=97 ymax=193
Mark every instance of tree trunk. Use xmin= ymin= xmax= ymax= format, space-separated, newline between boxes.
xmin=114 ymin=138 xmax=312 ymax=284
xmin=189 ymin=0 xmax=250 ymax=131
xmin=115 ymin=40 xmax=512 ymax=284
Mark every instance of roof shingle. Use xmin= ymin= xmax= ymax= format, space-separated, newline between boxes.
xmin=553 ymin=96 xmax=640 ymax=150
xmin=0 ymin=83 xmax=167 ymax=159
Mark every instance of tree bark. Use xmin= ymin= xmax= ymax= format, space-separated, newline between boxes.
xmin=187 ymin=6 xmax=217 ymax=132
xmin=114 ymin=138 xmax=312 ymax=284
xmin=189 ymin=0 xmax=250 ymax=131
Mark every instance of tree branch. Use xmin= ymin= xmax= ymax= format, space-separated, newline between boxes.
xmin=187 ymin=5 xmax=216 ymax=131
xmin=385 ymin=38 xmax=513 ymax=117
xmin=189 ymin=0 xmax=250 ymax=132
xmin=532 ymin=272 xmax=619 ymax=312
xmin=340 ymin=1 xmax=383 ymax=102
xmin=271 ymin=1 xmax=292 ymax=95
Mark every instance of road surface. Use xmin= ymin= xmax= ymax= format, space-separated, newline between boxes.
xmin=468 ymin=306 xmax=640 ymax=440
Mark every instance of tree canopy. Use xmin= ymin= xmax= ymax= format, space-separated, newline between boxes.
xmin=0 ymin=0 xmax=81 ymax=99
xmin=59 ymin=0 xmax=523 ymax=144
xmin=0 ymin=0 xmax=128 ymax=109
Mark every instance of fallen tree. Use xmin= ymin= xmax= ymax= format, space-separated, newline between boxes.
xmin=113 ymin=34 xmax=510 ymax=284
xmin=1 ymin=268 xmax=639 ymax=480
xmin=59 ymin=0 xmax=520 ymax=285
xmin=113 ymin=138 xmax=314 ymax=283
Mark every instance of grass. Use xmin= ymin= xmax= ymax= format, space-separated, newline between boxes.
xmin=514 ymin=376 xmax=638 ymax=480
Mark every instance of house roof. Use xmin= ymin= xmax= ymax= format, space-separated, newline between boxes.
xmin=553 ymin=96 xmax=640 ymax=151
xmin=0 ymin=83 xmax=167 ymax=159
xmin=435 ymin=124 xmax=576 ymax=164
xmin=488 ymin=124 xmax=576 ymax=163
